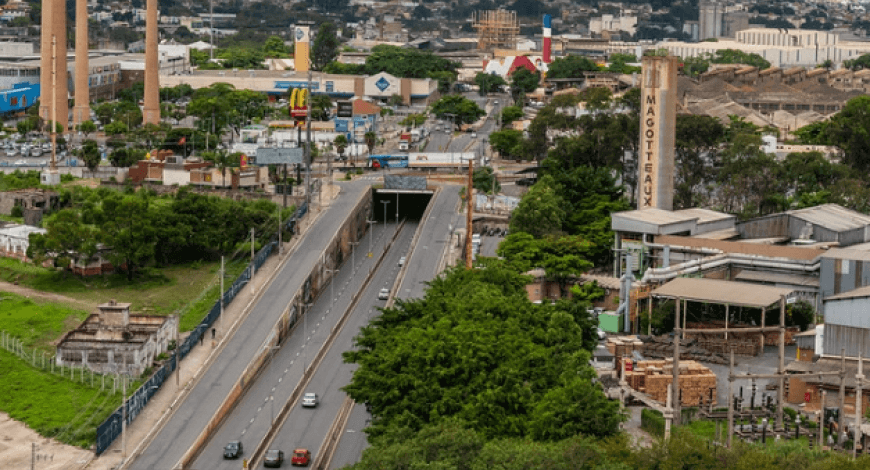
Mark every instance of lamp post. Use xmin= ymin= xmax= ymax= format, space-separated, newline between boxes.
xmin=350 ymin=241 xmax=359 ymax=274
xmin=366 ymin=219 xmax=375 ymax=255
xmin=381 ymin=199 xmax=390 ymax=226
xmin=303 ymin=303 xmax=313 ymax=373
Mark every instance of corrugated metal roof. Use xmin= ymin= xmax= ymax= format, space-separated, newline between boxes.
xmin=655 ymin=235 xmax=824 ymax=261
xmin=734 ymin=270 xmax=819 ymax=287
xmin=651 ymin=277 xmax=793 ymax=308
xmin=674 ymin=208 xmax=735 ymax=224
xmin=580 ymin=274 xmax=621 ymax=290
xmin=824 ymin=284 xmax=870 ymax=302
xmin=614 ymin=208 xmax=698 ymax=226
xmin=692 ymin=228 xmax=739 ymax=240
xmin=788 ymin=203 xmax=870 ymax=233
xmin=820 ymin=248 xmax=870 ymax=262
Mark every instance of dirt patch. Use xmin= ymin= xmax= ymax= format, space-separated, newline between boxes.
xmin=0 ymin=281 xmax=98 ymax=313
xmin=0 ymin=412 xmax=91 ymax=470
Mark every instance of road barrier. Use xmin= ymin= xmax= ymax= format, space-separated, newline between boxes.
xmin=95 ymin=203 xmax=308 ymax=456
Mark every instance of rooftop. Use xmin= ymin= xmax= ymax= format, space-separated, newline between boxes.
xmin=651 ymin=277 xmax=794 ymax=308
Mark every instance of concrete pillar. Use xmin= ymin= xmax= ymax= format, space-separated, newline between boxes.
xmin=73 ymin=0 xmax=89 ymax=125
xmin=142 ymin=0 xmax=160 ymax=125
xmin=39 ymin=0 xmax=68 ymax=131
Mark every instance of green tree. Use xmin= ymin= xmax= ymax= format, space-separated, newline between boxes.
xmin=474 ymin=72 xmax=507 ymax=95
xmin=674 ymin=114 xmax=726 ymax=208
xmin=310 ymin=94 xmax=333 ymax=121
xmin=363 ymin=45 xmax=459 ymax=79
xmin=825 ymin=95 xmax=870 ymax=171
xmin=98 ymin=193 xmax=155 ymax=280
xmin=364 ymin=131 xmax=377 ymax=156
xmin=79 ymin=139 xmax=101 ymax=171
xmin=342 ymin=264 xmax=622 ymax=441
xmin=310 ymin=22 xmax=340 ymax=71
xmin=509 ymin=68 xmax=540 ymax=103
xmin=334 ymin=134 xmax=349 ymax=165
xmin=545 ymin=55 xmax=600 ymax=79
xmin=488 ymin=129 xmax=523 ymax=158
xmin=76 ymin=120 xmax=97 ymax=138
xmin=607 ymin=53 xmax=640 ymax=73
xmin=430 ymin=95 xmax=485 ymax=131
xmin=577 ymin=86 xmax=612 ymax=112
xmin=498 ymin=105 xmax=523 ymax=127
xmin=263 ymin=35 xmax=290 ymax=58
xmin=509 ymin=175 xmax=565 ymax=238
xmin=27 ymin=210 xmax=99 ymax=270
xmin=472 ymin=166 xmax=500 ymax=194
xmin=681 ymin=55 xmax=710 ymax=77
xmin=428 ymin=70 xmax=458 ymax=94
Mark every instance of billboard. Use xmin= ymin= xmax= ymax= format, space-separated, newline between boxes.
xmin=337 ymin=101 xmax=353 ymax=118
xmin=289 ymin=88 xmax=308 ymax=119
xmin=255 ymin=147 xmax=305 ymax=165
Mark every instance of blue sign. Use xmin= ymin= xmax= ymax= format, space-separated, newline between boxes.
xmin=375 ymin=77 xmax=391 ymax=92
xmin=334 ymin=119 xmax=348 ymax=132
xmin=274 ymin=81 xmax=320 ymax=91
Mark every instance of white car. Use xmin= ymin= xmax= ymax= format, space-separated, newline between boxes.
xmin=302 ymin=392 xmax=319 ymax=407
xmin=398 ymin=256 xmax=406 ymax=267
xmin=378 ymin=288 xmax=390 ymax=300
xmin=471 ymin=132 xmax=477 ymax=138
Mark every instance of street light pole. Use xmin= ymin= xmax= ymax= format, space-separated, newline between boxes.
xmin=367 ymin=219 xmax=375 ymax=255
xmin=350 ymin=241 xmax=359 ymax=274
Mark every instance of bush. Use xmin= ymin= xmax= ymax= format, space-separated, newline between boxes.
xmin=10 ymin=205 xmax=22 ymax=217
xmin=641 ymin=408 xmax=665 ymax=436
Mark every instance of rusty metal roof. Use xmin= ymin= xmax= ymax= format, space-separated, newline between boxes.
xmin=651 ymin=277 xmax=793 ymax=308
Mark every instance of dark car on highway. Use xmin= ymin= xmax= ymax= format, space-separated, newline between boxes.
xmin=223 ymin=441 xmax=242 ymax=459
xmin=264 ymin=449 xmax=285 ymax=467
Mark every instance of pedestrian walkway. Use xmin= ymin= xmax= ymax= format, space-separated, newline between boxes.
xmin=81 ymin=183 xmax=341 ymax=470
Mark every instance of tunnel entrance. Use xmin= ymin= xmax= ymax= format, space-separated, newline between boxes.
xmin=373 ymin=188 xmax=433 ymax=222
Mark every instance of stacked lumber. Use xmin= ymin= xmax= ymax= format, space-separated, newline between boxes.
xmin=619 ymin=359 xmax=717 ymax=406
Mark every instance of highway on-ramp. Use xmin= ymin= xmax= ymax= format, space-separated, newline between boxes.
xmin=127 ymin=181 xmax=370 ymax=470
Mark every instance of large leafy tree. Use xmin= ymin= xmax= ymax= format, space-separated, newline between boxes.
xmin=509 ymin=68 xmax=540 ymax=103
xmin=430 ymin=95 xmax=485 ymax=130
xmin=825 ymin=95 xmax=870 ymax=171
xmin=674 ymin=114 xmax=726 ymax=209
xmin=342 ymin=265 xmax=620 ymax=441
xmin=509 ymin=175 xmax=565 ymax=238
xmin=310 ymin=22 xmax=340 ymax=71
xmin=474 ymin=72 xmax=506 ymax=95
xmin=363 ymin=45 xmax=459 ymax=79
xmin=545 ymin=55 xmax=600 ymax=79
xmin=79 ymin=139 xmax=101 ymax=171
xmin=488 ymin=129 xmax=523 ymax=158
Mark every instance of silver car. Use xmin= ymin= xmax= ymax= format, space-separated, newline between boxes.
xmin=302 ymin=392 xmax=319 ymax=407
xmin=378 ymin=288 xmax=390 ymax=300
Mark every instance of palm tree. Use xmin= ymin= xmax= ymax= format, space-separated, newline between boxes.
xmin=214 ymin=150 xmax=231 ymax=188
xmin=334 ymin=134 xmax=348 ymax=166
xmin=364 ymin=131 xmax=377 ymax=158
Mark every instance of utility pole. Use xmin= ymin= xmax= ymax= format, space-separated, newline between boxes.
xmin=465 ymin=159 xmax=473 ymax=269
xmin=305 ymin=68 xmax=313 ymax=210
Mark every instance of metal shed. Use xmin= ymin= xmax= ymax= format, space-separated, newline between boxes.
xmin=822 ymin=285 xmax=870 ymax=359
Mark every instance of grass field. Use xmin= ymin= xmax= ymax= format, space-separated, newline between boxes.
xmin=0 ymin=257 xmax=249 ymax=332
xmin=0 ymin=293 xmax=90 ymax=352
xmin=0 ymin=347 xmax=124 ymax=448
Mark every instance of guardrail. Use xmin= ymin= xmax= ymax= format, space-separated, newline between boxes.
xmin=178 ymin=189 xmax=372 ymax=468
xmin=95 ymin=202 xmax=309 ymax=456
xmin=249 ymin=220 xmax=407 ymax=469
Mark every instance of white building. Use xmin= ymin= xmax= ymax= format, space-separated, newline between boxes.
xmin=661 ymin=28 xmax=870 ymax=68
xmin=588 ymin=14 xmax=638 ymax=36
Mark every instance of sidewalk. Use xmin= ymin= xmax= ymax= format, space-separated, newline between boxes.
xmin=81 ymin=181 xmax=339 ymax=470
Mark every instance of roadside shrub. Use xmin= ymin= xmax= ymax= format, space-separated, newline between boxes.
xmin=641 ymin=408 xmax=665 ymax=437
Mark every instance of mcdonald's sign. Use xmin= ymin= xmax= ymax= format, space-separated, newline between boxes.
xmin=289 ymin=88 xmax=308 ymax=119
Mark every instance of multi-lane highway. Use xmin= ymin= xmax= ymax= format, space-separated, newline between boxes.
xmin=192 ymin=220 xmax=415 ymax=469
xmin=254 ymin=222 xmax=415 ymax=469
xmin=328 ymin=185 xmax=464 ymax=468
xmin=127 ymin=181 xmax=371 ymax=470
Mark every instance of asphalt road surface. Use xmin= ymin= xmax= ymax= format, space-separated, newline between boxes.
xmin=328 ymin=185 xmax=464 ymax=468
xmin=259 ymin=222 xmax=416 ymax=469
xmin=127 ymin=181 xmax=370 ymax=470
xmin=193 ymin=220 xmax=413 ymax=469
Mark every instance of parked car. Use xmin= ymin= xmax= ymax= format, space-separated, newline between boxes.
xmin=223 ymin=441 xmax=243 ymax=459
xmin=291 ymin=448 xmax=311 ymax=466
xmin=264 ymin=449 xmax=285 ymax=467
xmin=378 ymin=288 xmax=390 ymax=300
xmin=301 ymin=392 xmax=319 ymax=408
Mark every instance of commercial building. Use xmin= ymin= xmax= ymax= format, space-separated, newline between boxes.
xmin=160 ymin=70 xmax=438 ymax=106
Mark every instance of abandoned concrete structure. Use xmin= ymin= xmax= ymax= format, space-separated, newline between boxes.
xmin=56 ymin=300 xmax=177 ymax=376
xmin=0 ymin=189 xmax=59 ymax=216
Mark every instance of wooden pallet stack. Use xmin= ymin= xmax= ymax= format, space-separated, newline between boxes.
xmin=619 ymin=359 xmax=717 ymax=406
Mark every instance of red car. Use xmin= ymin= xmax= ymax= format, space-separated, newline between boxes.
xmin=291 ymin=448 xmax=311 ymax=466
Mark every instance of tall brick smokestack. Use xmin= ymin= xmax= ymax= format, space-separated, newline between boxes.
xmin=543 ymin=14 xmax=552 ymax=63
xmin=40 ymin=0 xmax=68 ymax=131
xmin=73 ymin=0 xmax=89 ymax=125
xmin=142 ymin=0 xmax=160 ymax=125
